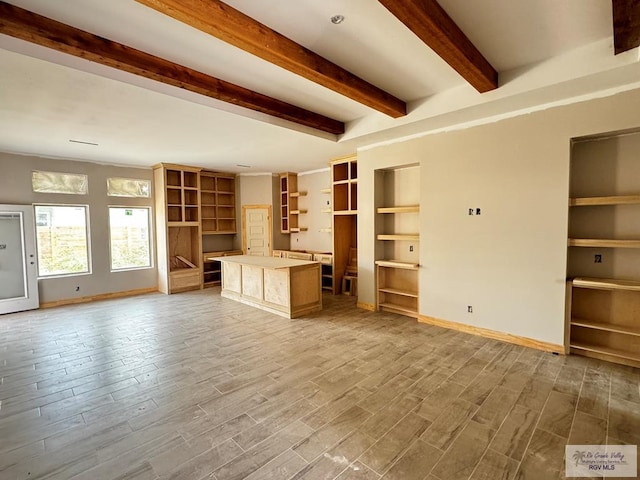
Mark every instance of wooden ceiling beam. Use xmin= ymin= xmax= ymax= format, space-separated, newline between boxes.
xmin=612 ymin=0 xmax=640 ymax=54
xmin=377 ymin=0 xmax=498 ymax=93
xmin=0 ymin=2 xmax=345 ymax=135
xmin=134 ymin=0 xmax=407 ymax=118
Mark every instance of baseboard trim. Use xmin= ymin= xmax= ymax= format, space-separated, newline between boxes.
xmin=40 ymin=287 xmax=158 ymax=309
xmin=357 ymin=302 xmax=376 ymax=312
xmin=418 ymin=315 xmax=564 ymax=354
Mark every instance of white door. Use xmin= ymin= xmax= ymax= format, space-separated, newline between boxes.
xmin=243 ymin=206 xmax=271 ymax=256
xmin=0 ymin=205 xmax=39 ymax=314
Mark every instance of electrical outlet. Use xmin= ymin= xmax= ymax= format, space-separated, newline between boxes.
xmin=467 ymin=305 xmax=473 ymax=313
xmin=594 ymin=254 xmax=602 ymax=263
xmin=75 ymin=286 xmax=80 ymax=292
xmin=468 ymin=208 xmax=474 ymax=215
xmin=409 ymin=245 xmax=413 ymax=252
xmin=476 ymin=208 xmax=481 ymax=215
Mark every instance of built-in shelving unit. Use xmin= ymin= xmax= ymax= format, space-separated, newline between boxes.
xmin=332 ymin=156 xmax=358 ymax=215
xmin=374 ymin=166 xmax=420 ymax=318
xmin=154 ymin=164 xmax=202 ymax=294
xmin=280 ymin=173 xmax=307 ymax=233
xmin=331 ymin=155 xmax=358 ymax=294
xmin=566 ymin=131 xmax=640 ymax=367
xmin=376 ymin=260 xmax=419 ymax=318
xmin=200 ymin=171 xmax=236 ymax=234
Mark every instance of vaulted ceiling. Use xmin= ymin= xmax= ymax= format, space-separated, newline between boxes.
xmin=0 ymin=0 xmax=639 ymax=173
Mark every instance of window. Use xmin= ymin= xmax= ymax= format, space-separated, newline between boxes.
xmin=32 ymin=171 xmax=88 ymax=195
xmin=35 ymin=205 xmax=90 ymax=277
xmin=107 ymin=177 xmax=151 ymax=198
xmin=109 ymin=207 xmax=152 ymax=271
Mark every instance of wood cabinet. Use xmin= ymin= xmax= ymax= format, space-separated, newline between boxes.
xmin=202 ymin=250 xmax=242 ymax=287
xmin=374 ymin=165 xmax=420 ymax=318
xmin=216 ymin=255 xmax=322 ymax=319
xmin=200 ymin=172 xmax=236 ymax=234
xmin=376 ymin=260 xmax=419 ymax=318
xmin=566 ymin=132 xmax=640 ymax=367
xmin=279 ymin=172 xmax=307 ymax=233
xmin=331 ymin=155 xmax=358 ymax=294
xmin=314 ymin=253 xmax=333 ymax=292
xmin=331 ymin=155 xmax=357 ymax=214
xmin=154 ymin=164 xmax=202 ymax=294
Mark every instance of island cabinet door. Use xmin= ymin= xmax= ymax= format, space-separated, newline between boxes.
xmin=264 ymin=269 xmax=290 ymax=308
xmin=222 ymin=261 xmax=242 ymax=294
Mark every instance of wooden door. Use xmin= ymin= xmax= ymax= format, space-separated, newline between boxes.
xmin=242 ymin=205 xmax=271 ymax=256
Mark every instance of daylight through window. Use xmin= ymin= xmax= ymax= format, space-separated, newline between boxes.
xmin=35 ymin=205 xmax=90 ymax=277
xmin=109 ymin=207 xmax=152 ymax=271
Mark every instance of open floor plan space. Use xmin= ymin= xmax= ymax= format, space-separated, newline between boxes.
xmin=0 ymin=291 xmax=638 ymax=480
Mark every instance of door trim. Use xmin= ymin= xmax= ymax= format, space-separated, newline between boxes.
xmin=0 ymin=205 xmax=39 ymax=314
xmin=241 ymin=205 xmax=272 ymax=256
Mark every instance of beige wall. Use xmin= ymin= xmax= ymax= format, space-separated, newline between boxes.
xmin=0 ymin=152 xmax=156 ymax=303
xmin=291 ymin=169 xmax=333 ymax=253
xmin=237 ymin=174 xmax=289 ymax=252
xmin=358 ymin=87 xmax=640 ymax=347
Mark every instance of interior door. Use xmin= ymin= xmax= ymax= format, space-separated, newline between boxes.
xmin=242 ymin=206 xmax=271 ymax=256
xmin=0 ymin=205 xmax=39 ymax=314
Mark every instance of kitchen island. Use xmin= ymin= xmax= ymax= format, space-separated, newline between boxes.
xmin=210 ymin=255 xmax=322 ymax=318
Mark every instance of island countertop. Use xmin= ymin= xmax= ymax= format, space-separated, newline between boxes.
xmin=208 ymin=254 xmax=317 ymax=269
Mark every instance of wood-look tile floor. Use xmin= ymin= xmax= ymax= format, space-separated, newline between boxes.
xmin=0 ymin=290 xmax=638 ymax=480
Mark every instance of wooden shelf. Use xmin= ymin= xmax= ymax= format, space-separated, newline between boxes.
xmin=571 ymin=318 xmax=640 ymax=337
xmin=569 ymin=194 xmax=640 ymax=206
xmin=375 ymin=260 xmax=419 ymax=269
xmin=379 ymin=302 xmax=418 ymax=317
xmin=568 ymin=238 xmax=640 ymax=248
xmin=320 ymin=188 xmax=331 ymax=194
xmin=378 ymin=287 xmax=418 ymax=298
xmin=290 ymin=192 xmax=307 ymax=197
xmin=333 ymin=210 xmax=357 ymax=216
xmin=377 ymin=205 xmax=420 ymax=214
xmin=290 ymin=209 xmax=307 ymax=214
xmin=377 ymin=234 xmax=420 ymax=241
xmin=320 ymin=208 xmax=331 ymax=214
xmin=570 ymin=341 xmax=640 ymax=363
xmin=290 ymin=227 xmax=308 ymax=232
xmin=319 ymin=228 xmax=332 ymax=233
xmin=572 ymin=277 xmax=640 ymax=292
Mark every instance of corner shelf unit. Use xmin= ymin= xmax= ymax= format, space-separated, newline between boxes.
xmin=566 ymin=133 xmax=640 ymax=367
xmin=199 ymin=171 xmax=236 ymax=234
xmin=280 ymin=173 xmax=307 ymax=233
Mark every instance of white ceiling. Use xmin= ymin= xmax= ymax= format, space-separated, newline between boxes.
xmin=0 ymin=0 xmax=638 ymax=173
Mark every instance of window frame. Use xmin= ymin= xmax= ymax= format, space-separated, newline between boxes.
xmin=34 ymin=203 xmax=92 ymax=279
xmin=107 ymin=205 xmax=154 ymax=273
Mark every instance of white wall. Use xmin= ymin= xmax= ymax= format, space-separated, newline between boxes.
xmin=0 ymin=152 xmax=156 ymax=303
xmin=358 ymin=87 xmax=640 ymax=347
